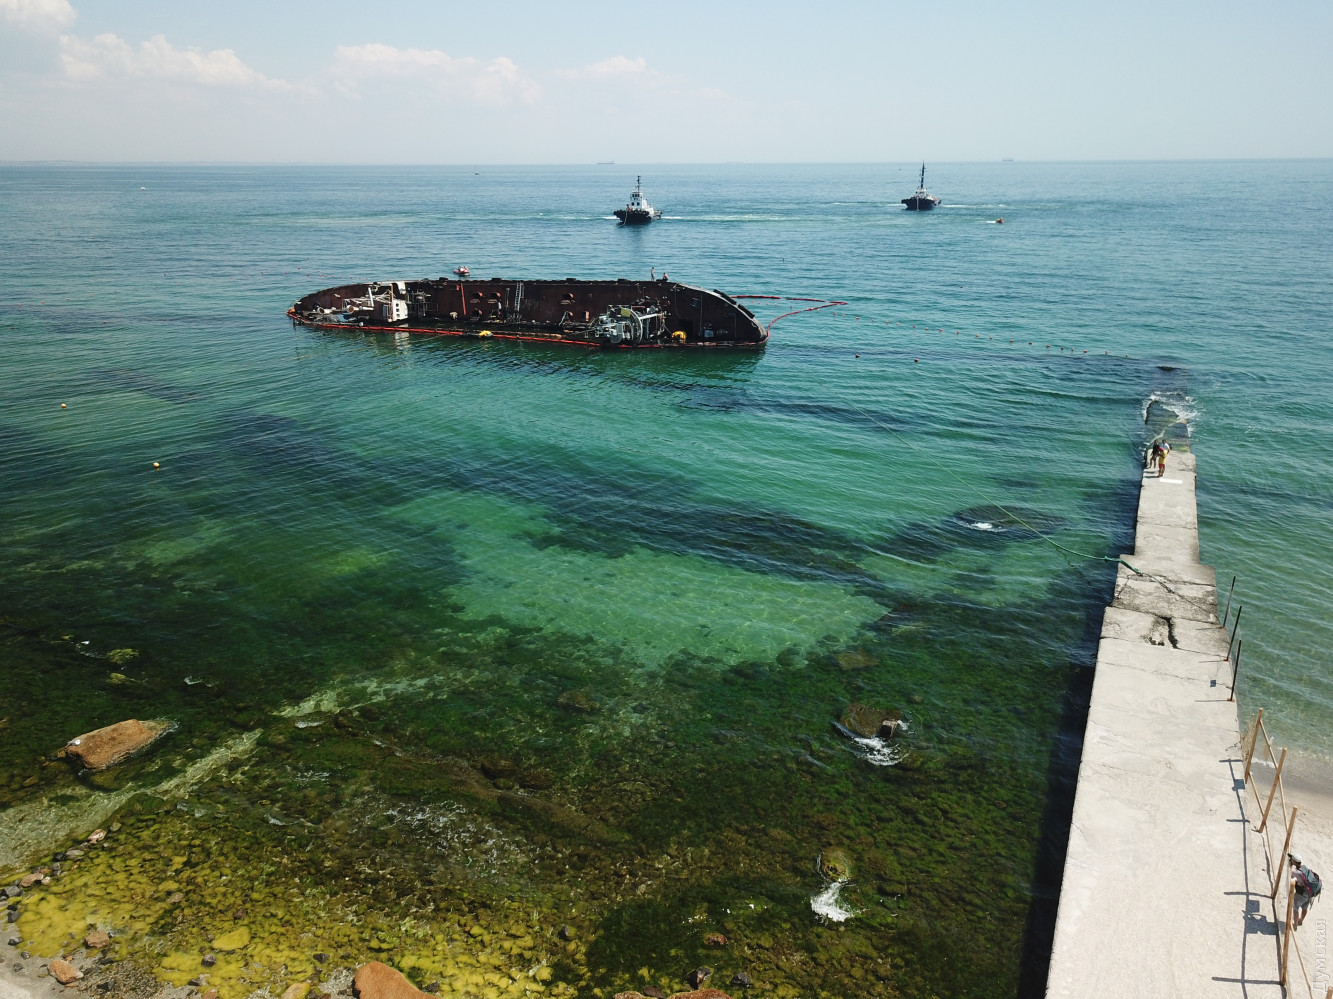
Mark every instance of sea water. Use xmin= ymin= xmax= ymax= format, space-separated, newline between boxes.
xmin=1 ymin=161 xmax=1330 ymax=998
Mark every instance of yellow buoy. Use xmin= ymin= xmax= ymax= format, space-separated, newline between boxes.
xmin=152 ymin=462 xmax=160 ymax=469
xmin=479 ymin=330 xmax=493 ymax=337
xmin=60 ymin=403 xmax=67 ymax=408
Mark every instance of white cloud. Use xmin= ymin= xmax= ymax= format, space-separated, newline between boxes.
xmin=333 ymin=43 xmax=541 ymax=104
xmin=0 ymin=0 xmax=75 ymax=31
xmin=569 ymin=55 xmax=647 ymax=78
xmin=59 ymin=32 xmax=291 ymax=90
xmin=554 ymin=55 xmax=647 ymax=81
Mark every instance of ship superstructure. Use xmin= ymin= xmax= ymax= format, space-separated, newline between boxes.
xmin=902 ymin=163 xmax=942 ymax=211
xmin=613 ymin=176 xmax=663 ymax=225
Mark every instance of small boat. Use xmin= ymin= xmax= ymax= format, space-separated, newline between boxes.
xmin=453 ymin=266 xmax=470 ymax=277
xmin=613 ymin=176 xmax=663 ymax=225
xmin=902 ymin=164 xmax=942 ymax=211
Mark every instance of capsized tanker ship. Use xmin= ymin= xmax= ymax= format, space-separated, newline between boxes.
xmin=289 ymin=277 xmax=768 ymax=348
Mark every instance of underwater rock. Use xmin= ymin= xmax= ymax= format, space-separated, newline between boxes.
xmin=642 ymin=988 xmax=668 ymax=998
xmin=703 ymin=932 xmax=727 ymax=947
xmin=519 ymin=768 xmax=555 ymax=790
xmin=281 ymin=983 xmax=311 ymax=999
xmin=834 ymin=648 xmax=878 ymax=671
xmin=18 ymin=874 xmax=41 ymax=889
xmin=353 ymin=960 xmax=429 ymax=998
xmin=820 ymin=846 xmax=853 ymax=881
xmin=61 ymin=719 xmax=170 ymax=771
xmin=668 ymin=990 xmax=733 ymax=999
xmin=685 ymin=967 xmax=712 ymax=988
xmin=201 ymin=953 xmax=217 ymax=966
xmin=556 ymin=689 xmax=602 ymax=713
xmin=49 ymin=957 xmax=82 ymax=984
xmin=558 ymin=924 xmax=575 ymax=941
xmin=83 ymin=930 xmax=110 ymax=949
xmin=729 ymin=971 xmax=753 ymax=988
xmin=838 ymin=704 xmax=900 ymax=740
xmin=478 ymin=756 xmax=517 ymax=780
xmin=212 ymin=925 xmax=250 ymax=951
xmin=615 ymin=993 xmax=648 ymax=999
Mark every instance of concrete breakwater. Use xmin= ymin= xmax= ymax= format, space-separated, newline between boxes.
xmin=1045 ymin=448 xmax=1284 ymax=997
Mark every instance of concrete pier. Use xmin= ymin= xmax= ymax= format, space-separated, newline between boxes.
xmin=1046 ymin=450 xmax=1284 ymax=998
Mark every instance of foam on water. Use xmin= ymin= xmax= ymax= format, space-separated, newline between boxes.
xmin=811 ymin=880 xmax=854 ymax=922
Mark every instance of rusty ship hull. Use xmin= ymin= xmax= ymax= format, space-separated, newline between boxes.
xmin=289 ymin=277 xmax=768 ymax=349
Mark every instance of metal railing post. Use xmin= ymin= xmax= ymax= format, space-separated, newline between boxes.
xmin=1222 ymin=575 xmax=1236 ymax=627
xmin=1228 ymin=605 xmax=1244 ymax=659
xmin=1228 ymin=640 xmax=1243 ymax=702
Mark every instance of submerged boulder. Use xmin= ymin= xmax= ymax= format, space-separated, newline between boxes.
xmin=838 ymin=704 xmax=901 ymax=740
xmin=820 ymin=846 xmax=853 ymax=881
xmin=833 ymin=648 xmax=878 ymax=671
xmin=354 ymin=961 xmax=429 ymax=998
xmin=62 ymin=719 xmax=171 ymax=771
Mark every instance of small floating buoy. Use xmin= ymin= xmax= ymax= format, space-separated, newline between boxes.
xmin=854 ymin=354 xmax=860 ymax=358
xmin=60 ymin=403 xmax=67 ymax=408
xmin=152 ymin=462 xmax=160 ymax=469
xmin=914 ymin=359 xmax=919 ymax=363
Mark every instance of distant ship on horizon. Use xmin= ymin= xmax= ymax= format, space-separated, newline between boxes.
xmin=902 ymin=163 xmax=942 ymax=211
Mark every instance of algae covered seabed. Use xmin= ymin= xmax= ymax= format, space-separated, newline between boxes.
xmin=0 ymin=163 xmax=1215 ymax=998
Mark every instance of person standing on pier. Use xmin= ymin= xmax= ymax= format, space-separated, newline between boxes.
xmin=1157 ymin=440 xmax=1171 ymax=477
xmin=1290 ymin=852 xmax=1322 ymax=928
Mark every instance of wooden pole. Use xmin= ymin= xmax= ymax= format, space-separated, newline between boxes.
xmin=1259 ymin=747 xmax=1287 ymax=834
xmin=1228 ymin=639 xmax=1243 ymax=702
xmin=1280 ymin=877 xmax=1294 ymax=987
xmin=1272 ymin=805 xmax=1299 ymax=901
xmin=1244 ymin=708 xmax=1264 ymax=783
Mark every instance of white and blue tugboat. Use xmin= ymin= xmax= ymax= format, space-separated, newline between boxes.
xmin=614 ymin=176 xmax=663 ymax=225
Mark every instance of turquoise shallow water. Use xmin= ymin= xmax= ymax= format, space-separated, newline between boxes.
xmin=1 ymin=161 xmax=1331 ymax=997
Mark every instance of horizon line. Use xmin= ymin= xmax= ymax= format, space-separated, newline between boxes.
xmin=2 ymin=157 xmax=1331 ymax=168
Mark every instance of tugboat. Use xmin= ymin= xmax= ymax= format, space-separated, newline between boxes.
xmin=613 ymin=176 xmax=663 ymax=225
xmin=901 ymin=164 xmax=942 ymax=211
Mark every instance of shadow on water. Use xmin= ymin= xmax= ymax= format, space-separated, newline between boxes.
xmin=311 ymin=324 xmax=765 ymax=391
xmin=1014 ymin=458 xmax=1143 ymax=997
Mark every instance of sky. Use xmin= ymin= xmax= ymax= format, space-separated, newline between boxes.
xmin=1 ymin=0 xmax=1330 ymax=163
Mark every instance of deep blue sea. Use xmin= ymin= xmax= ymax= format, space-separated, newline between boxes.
xmin=1 ymin=161 xmax=1330 ymax=998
